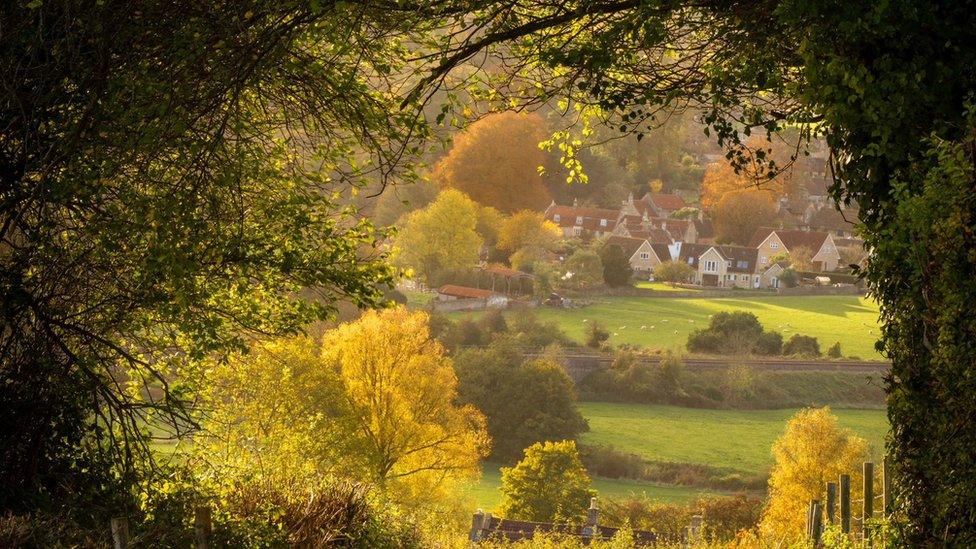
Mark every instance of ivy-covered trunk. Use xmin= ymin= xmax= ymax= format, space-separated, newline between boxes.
xmin=868 ymin=134 xmax=976 ymax=545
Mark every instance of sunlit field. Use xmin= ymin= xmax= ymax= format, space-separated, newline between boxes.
xmin=451 ymin=295 xmax=882 ymax=359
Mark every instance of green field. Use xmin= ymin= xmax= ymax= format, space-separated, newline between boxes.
xmin=632 ymin=281 xmax=701 ymax=293
xmin=463 ymin=402 xmax=889 ymax=510
xmin=463 ymin=464 xmax=715 ymax=512
xmin=579 ymin=402 xmax=888 ymax=476
xmin=458 ymin=295 xmax=882 ymax=359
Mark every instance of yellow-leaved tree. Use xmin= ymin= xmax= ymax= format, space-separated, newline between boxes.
xmin=759 ymin=407 xmax=870 ymax=541
xmin=392 ymin=189 xmax=483 ymax=285
xmin=497 ymin=210 xmax=563 ymax=269
xmin=192 ymin=336 xmax=352 ymax=486
xmin=322 ymin=307 xmax=490 ymax=503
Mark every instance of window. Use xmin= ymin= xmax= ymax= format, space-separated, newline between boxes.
xmin=639 ymin=252 xmax=650 ymax=260
xmin=575 ymin=216 xmax=583 ymax=225
xmin=600 ymin=219 xmax=608 ymax=227
xmin=572 ymin=226 xmax=582 ymax=236
xmin=737 ymin=260 xmax=749 ymax=269
xmin=703 ymin=260 xmax=718 ymax=272
xmin=553 ymin=214 xmax=561 ymax=222
xmin=761 ymin=256 xmax=768 ymax=264
xmin=725 ymin=260 xmax=732 ymax=267
xmin=770 ymin=242 xmax=780 ymax=250
xmin=687 ymin=257 xmax=694 ymax=265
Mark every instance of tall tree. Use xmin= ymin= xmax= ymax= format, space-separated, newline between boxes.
xmin=393 ymin=189 xmax=483 ymax=285
xmin=322 ymin=308 xmax=489 ymax=501
xmin=712 ymin=189 xmax=778 ymax=246
xmin=0 ymin=0 xmax=422 ymax=512
xmin=497 ymin=210 xmax=562 ymax=268
xmin=432 ymin=112 xmax=551 ymax=213
xmin=499 ymin=440 xmax=596 ymax=523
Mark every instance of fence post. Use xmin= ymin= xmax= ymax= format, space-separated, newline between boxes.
xmin=194 ymin=505 xmax=212 ymax=549
xmin=882 ymin=457 xmax=893 ymax=517
xmin=584 ymin=497 xmax=599 ymax=539
xmin=839 ymin=473 xmax=851 ymax=534
xmin=687 ymin=514 xmax=703 ymax=545
xmin=110 ymin=517 xmax=129 ymax=549
xmin=469 ymin=509 xmax=485 ymax=541
xmin=826 ymin=482 xmax=837 ymax=524
xmin=863 ymin=462 xmax=875 ymax=540
xmin=809 ymin=500 xmax=823 ymax=543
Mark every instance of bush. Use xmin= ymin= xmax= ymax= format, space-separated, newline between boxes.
xmin=686 ymin=311 xmax=769 ymax=355
xmin=602 ymin=494 xmax=762 ymax=542
xmin=585 ymin=321 xmax=610 ymax=349
xmin=600 ymin=244 xmax=633 ymax=287
xmin=480 ymin=308 xmax=508 ymax=336
xmin=778 ymin=268 xmax=800 ymax=288
xmin=827 ymin=341 xmax=842 ymax=358
xmin=500 ymin=441 xmax=596 ymax=523
xmin=578 ymin=444 xmax=646 ymax=480
xmin=754 ymin=331 xmax=783 ymax=355
xmin=454 ymin=342 xmax=588 ymax=462
xmin=782 ymin=334 xmax=821 ymax=357
xmin=653 ymin=260 xmax=695 ymax=285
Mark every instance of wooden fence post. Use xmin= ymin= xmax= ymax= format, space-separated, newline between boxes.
xmin=826 ymin=482 xmax=837 ymax=524
xmin=839 ymin=474 xmax=851 ymax=534
xmin=863 ymin=462 xmax=875 ymax=539
xmin=687 ymin=514 xmax=703 ymax=545
xmin=809 ymin=500 xmax=823 ymax=543
xmin=110 ymin=517 xmax=129 ymax=549
xmin=469 ymin=509 xmax=486 ymax=541
xmin=882 ymin=457 xmax=893 ymax=517
xmin=194 ymin=505 xmax=212 ymax=549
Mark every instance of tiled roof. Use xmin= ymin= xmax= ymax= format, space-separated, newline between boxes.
xmin=545 ymin=204 xmax=618 ymax=232
xmin=675 ymin=242 xmax=713 ymax=267
xmin=437 ymin=284 xmax=496 ymax=299
xmin=648 ymin=192 xmax=687 ymax=211
xmin=605 ymin=236 xmax=646 ymax=258
xmin=650 ymin=243 xmax=674 ymax=262
xmin=710 ymin=245 xmax=760 ymax=273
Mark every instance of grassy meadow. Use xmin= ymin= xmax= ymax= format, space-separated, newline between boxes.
xmin=464 ymin=402 xmax=889 ymax=511
xmin=451 ymin=295 xmax=882 ymax=359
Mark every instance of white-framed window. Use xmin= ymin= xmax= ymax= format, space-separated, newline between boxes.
xmin=600 ymin=219 xmax=608 ymax=227
xmin=754 ymin=276 xmax=760 ymax=283
xmin=639 ymin=252 xmax=649 ymax=260
xmin=770 ymin=242 xmax=780 ymax=250
xmin=704 ymin=260 xmax=718 ymax=272
xmin=553 ymin=214 xmax=561 ymax=222
xmin=687 ymin=257 xmax=694 ymax=265
xmin=761 ymin=256 xmax=768 ymax=264
xmin=573 ymin=226 xmax=583 ymax=236
xmin=575 ymin=216 xmax=583 ymax=225
xmin=725 ymin=260 xmax=732 ymax=267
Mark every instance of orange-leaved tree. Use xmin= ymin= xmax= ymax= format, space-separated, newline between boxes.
xmin=712 ymin=189 xmax=778 ymax=245
xmin=433 ymin=111 xmax=551 ymax=213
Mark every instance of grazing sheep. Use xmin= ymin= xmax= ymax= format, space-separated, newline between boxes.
xmin=640 ymin=325 xmax=647 ymax=330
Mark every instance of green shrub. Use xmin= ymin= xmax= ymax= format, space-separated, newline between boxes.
xmin=827 ymin=341 xmax=842 ymax=358
xmin=754 ymin=331 xmax=783 ymax=355
xmin=500 ymin=441 xmax=596 ymax=523
xmin=783 ymin=334 xmax=821 ymax=357
xmin=585 ymin=321 xmax=610 ymax=349
xmin=578 ymin=444 xmax=647 ymax=479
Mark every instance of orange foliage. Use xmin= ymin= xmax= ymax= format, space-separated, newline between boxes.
xmin=433 ymin=112 xmax=551 ymax=213
xmin=712 ymin=189 xmax=778 ymax=245
xmin=700 ymin=161 xmax=784 ymax=213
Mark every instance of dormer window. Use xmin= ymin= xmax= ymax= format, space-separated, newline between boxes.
xmin=575 ymin=216 xmax=583 ymax=225
xmin=600 ymin=219 xmax=607 ymax=227
xmin=553 ymin=214 xmax=561 ymax=222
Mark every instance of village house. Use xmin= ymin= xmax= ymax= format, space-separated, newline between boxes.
xmin=543 ymin=199 xmax=619 ymax=239
xmin=804 ymin=205 xmax=858 ymax=238
xmin=748 ymin=227 xmax=841 ymax=272
xmin=604 ymin=235 xmax=672 ymax=280
xmin=611 ymin=213 xmax=676 ymax=244
xmin=619 ymin=192 xmax=689 ymax=219
xmin=676 ymin=243 xmax=762 ymax=288
xmin=760 ymin=261 xmax=791 ymax=289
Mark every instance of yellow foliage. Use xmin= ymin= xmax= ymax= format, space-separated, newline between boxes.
xmin=759 ymin=407 xmax=870 ymax=542
xmin=322 ymin=307 xmax=490 ymax=504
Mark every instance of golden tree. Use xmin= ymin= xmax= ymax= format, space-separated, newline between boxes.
xmin=700 ymin=160 xmax=786 ymax=213
xmin=322 ymin=307 xmax=490 ymax=503
xmin=712 ymin=189 xmax=778 ymax=245
xmin=760 ymin=407 xmax=870 ymax=541
xmin=393 ymin=189 xmax=483 ymax=285
xmin=432 ymin=111 xmax=551 ymax=212
xmin=497 ymin=210 xmax=563 ymax=268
